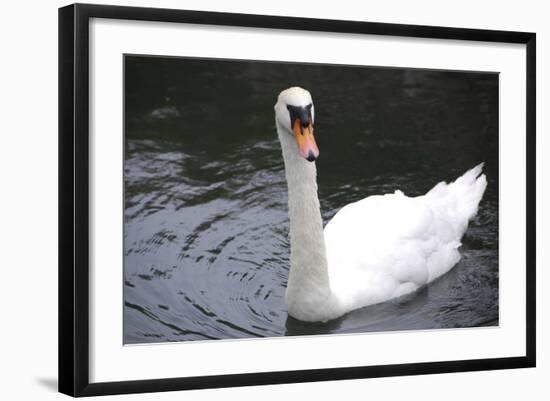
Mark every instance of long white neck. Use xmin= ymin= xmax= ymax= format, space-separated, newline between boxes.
xmin=277 ymin=122 xmax=339 ymax=322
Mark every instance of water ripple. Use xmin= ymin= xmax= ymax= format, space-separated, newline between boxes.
xmin=124 ymin=60 xmax=499 ymax=343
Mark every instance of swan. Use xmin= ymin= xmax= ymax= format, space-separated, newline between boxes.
xmin=274 ymin=86 xmax=487 ymax=322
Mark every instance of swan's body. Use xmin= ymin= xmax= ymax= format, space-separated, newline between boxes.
xmin=275 ymin=87 xmax=487 ymax=322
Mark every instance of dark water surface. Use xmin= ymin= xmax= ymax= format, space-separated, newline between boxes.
xmin=124 ymin=56 xmax=499 ymax=343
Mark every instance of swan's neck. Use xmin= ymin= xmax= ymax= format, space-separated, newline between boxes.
xmin=277 ymin=122 xmax=336 ymax=321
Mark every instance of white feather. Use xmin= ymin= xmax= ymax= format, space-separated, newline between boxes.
xmin=275 ymin=87 xmax=487 ymax=322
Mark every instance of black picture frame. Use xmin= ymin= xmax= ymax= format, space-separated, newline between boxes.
xmin=59 ymin=3 xmax=536 ymax=397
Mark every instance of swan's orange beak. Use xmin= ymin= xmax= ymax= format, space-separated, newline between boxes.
xmin=292 ymin=119 xmax=319 ymax=162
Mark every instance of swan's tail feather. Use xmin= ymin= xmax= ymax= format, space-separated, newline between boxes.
xmin=451 ymin=163 xmax=487 ymax=222
xmin=426 ymin=163 xmax=487 ymax=235
xmin=454 ymin=162 xmax=485 ymax=188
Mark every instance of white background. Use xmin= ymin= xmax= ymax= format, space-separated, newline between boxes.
xmin=0 ymin=0 xmax=547 ymax=400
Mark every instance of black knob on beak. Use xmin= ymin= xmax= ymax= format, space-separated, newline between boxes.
xmin=287 ymin=104 xmax=313 ymax=130
xmin=306 ymin=150 xmax=317 ymax=162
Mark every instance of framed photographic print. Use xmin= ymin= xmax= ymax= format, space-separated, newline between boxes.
xmin=58 ymin=3 xmax=536 ymax=397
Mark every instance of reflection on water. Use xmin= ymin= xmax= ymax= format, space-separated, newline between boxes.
xmin=124 ymin=56 xmax=499 ymax=343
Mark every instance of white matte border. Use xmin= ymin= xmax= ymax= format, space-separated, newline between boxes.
xmin=89 ymin=18 xmax=526 ymax=383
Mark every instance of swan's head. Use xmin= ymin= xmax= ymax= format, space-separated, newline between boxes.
xmin=274 ymin=87 xmax=319 ymax=162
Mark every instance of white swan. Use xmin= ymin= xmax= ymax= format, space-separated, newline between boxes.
xmin=274 ymin=87 xmax=487 ymax=322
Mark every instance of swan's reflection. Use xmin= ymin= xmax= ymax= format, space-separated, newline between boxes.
xmin=284 ymin=270 xmax=486 ymax=336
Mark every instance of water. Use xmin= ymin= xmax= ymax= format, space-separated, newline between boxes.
xmin=124 ymin=56 xmax=499 ymax=344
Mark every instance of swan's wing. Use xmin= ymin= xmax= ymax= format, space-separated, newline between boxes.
xmin=325 ymin=193 xmax=428 ymax=305
xmin=324 ymin=165 xmax=486 ymax=310
xmin=325 ymin=192 xmax=450 ymax=278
